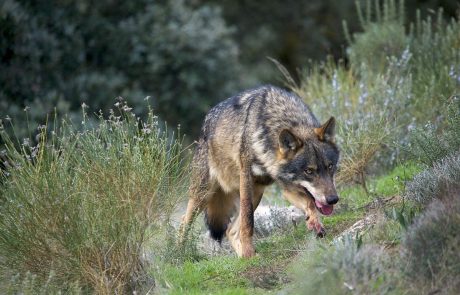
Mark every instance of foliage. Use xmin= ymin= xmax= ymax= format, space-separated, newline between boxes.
xmin=0 ymin=0 xmax=240 ymax=138
xmin=1 ymin=271 xmax=83 ymax=295
xmin=288 ymin=237 xmax=395 ymax=294
xmin=288 ymin=0 xmax=460 ymax=185
xmin=347 ymin=0 xmax=460 ymax=119
xmin=2 ymin=0 xmax=457 ymax=140
xmin=0 ymin=103 xmax=188 ymax=293
xmin=337 ymin=162 xmax=420 ymax=212
xmin=407 ymin=98 xmax=460 ymax=166
xmin=202 ymin=0 xmax=361 ymax=84
xmin=406 ymin=152 xmax=460 ymax=204
xmin=202 ymin=0 xmax=458 ymax=85
xmin=346 ymin=0 xmax=408 ymax=71
xmin=402 ymin=189 xmax=460 ymax=293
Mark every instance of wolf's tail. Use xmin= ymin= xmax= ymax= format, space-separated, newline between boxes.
xmin=204 ymin=211 xmax=228 ymax=242
xmin=204 ymin=192 xmax=235 ymax=242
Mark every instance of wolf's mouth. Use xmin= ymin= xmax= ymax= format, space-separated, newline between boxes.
xmin=313 ymin=199 xmax=334 ymax=216
xmin=301 ymin=187 xmax=334 ymax=216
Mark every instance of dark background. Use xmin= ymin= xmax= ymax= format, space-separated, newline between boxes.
xmin=1 ymin=0 xmax=458 ymax=138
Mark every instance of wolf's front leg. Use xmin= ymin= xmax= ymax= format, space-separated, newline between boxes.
xmin=305 ymin=197 xmax=326 ymax=238
xmin=226 ymin=200 xmax=255 ymax=258
xmin=238 ymin=164 xmax=256 ymax=258
xmin=283 ymin=190 xmax=325 ymax=237
xmin=227 ymin=184 xmax=264 ymax=257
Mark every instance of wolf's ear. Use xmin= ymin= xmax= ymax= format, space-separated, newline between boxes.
xmin=314 ymin=117 xmax=335 ymax=142
xmin=279 ymin=129 xmax=302 ymax=156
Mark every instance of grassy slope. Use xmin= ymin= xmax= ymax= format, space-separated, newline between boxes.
xmin=153 ymin=162 xmax=421 ymax=294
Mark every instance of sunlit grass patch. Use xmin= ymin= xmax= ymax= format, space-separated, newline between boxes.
xmin=153 ymin=251 xmax=264 ymax=294
xmin=322 ymin=210 xmax=365 ymax=237
xmin=153 ymin=225 xmax=312 ymax=294
xmin=155 ymin=256 xmax=256 ymax=294
xmin=338 ymin=162 xmax=421 ymax=209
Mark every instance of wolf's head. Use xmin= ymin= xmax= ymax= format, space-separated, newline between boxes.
xmin=276 ymin=117 xmax=340 ymax=215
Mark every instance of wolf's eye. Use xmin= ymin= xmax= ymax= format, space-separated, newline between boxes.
xmin=305 ymin=168 xmax=314 ymax=175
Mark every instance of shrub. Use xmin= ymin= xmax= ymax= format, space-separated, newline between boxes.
xmin=346 ymin=0 xmax=460 ymax=121
xmin=0 ymin=102 xmax=188 ymax=293
xmin=288 ymin=236 xmax=395 ymax=295
xmin=407 ymin=98 xmax=460 ymax=166
xmin=346 ymin=0 xmax=408 ymax=72
xmin=287 ymin=0 xmax=460 ymax=184
xmin=410 ymin=10 xmax=460 ymax=117
xmin=0 ymin=0 xmax=241 ymax=138
xmin=288 ymin=53 xmax=411 ymax=185
xmin=402 ymin=188 xmax=460 ymax=294
xmin=1 ymin=271 xmax=83 ymax=294
xmin=405 ymin=152 xmax=460 ymax=205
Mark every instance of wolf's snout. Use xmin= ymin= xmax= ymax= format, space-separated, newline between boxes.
xmin=326 ymin=195 xmax=339 ymax=205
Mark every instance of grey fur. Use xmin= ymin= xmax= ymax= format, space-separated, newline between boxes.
xmin=182 ymin=85 xmax=340 ymax=256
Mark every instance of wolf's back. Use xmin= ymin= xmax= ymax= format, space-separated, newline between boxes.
xmin=198 ymin=85 xmax=318 ymax=143
xmin=193 ymin=85 xmax=320 ymax=241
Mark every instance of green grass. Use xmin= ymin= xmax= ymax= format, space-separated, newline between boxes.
xmin=156 ymin=256 xmax=256 ymax=294
xmin=322 ymin=210 xmax=364 ymax=237
xmin=338 ymin=162 xmax=421 ymax=209
xmin=154 ymin=173 xmax=405 ymax=295
xmin=152 ymin=162 xmax=422 ymax=294
xmin=153 ymin=222 xmax=332 ymax=294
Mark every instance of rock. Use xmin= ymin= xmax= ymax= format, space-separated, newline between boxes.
xmin=197 ymin=205 xmax=306 ymax=255
xmin=254 ymin=205 xmax=305 ymax=237
xmin=333 ymin=213 xmax=378 ymax=243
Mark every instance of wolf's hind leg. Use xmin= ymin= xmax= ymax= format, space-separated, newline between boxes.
xmin=179 ymin=173 xmax=208 ymax=242
xmin=205 ymin=187 xmax=237 ymax=242
xmin=226 ymin=185 xmax=264 ymax=257
xmin=179 ymin=195 xmax=206 ymax=244
xmin=179 ymin=141 xmax=210 ymax=242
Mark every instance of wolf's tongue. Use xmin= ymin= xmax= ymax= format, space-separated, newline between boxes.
xmin=315 ymin=199 xmax=334 ymax=216
xmin=321 ymin=205 xmax=334 ymax=215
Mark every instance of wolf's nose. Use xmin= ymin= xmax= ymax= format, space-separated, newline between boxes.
xmin=326 ymin=195 xmax=339 ymax=205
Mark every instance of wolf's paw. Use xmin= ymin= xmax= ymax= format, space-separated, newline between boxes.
xmin=307 ymin=218 xmax=326 ymax=238
xmin=315 ymin=227 xmax=326 ymax=238
xmin=240 ymin=244 xmax=256 ymax=258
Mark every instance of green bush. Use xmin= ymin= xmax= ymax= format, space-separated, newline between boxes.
xmin=288 ymin=0 xmax=460 ymax=184
xmin=406 ymin=152 xmax=460 ymax=205
xmin=347 ymin=1 xmax=460 ymax=119
xmin=407 ymin=98 xmax=460 ymax=166
xmin=410 ymin=10 xmax=460 ymax=117
xmin=346 ymin=0 xmax=408 ymax=71
xmin=0 ymin=0 xmax=240 ymax=138
xmin=289 ymin=54 xmax=412 ymax=184
xmin=405 ymin=99 xmax=460 ymax=205
xmin=402 ymin=189 xmax=460 ymax=293
xmin=0 ymin=102 xmax=188 ymax=293
xmin=287 ymin=237 xmax=395 ymax=294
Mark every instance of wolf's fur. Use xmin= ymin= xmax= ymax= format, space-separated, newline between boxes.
xmin=180 ymin=85 xmax=340 ymax=257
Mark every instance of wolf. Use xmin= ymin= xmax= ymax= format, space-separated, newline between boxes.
xmin=180 ymin=85 xmax=339 ymax=258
